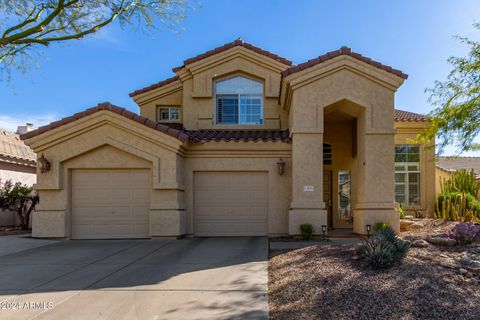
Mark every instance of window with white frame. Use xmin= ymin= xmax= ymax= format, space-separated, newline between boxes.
xmin=395 ymin=144 xmax=420 ymax=205
xmin=157 ymin=106 xmax=180 ymax=122
xmin=215 ymin=76 xmax=263 ymax=125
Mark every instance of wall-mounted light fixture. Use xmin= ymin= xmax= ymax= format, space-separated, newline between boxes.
xmin=322 ymin=224 xmax=327 ymax=240
xmin=366 ymin=224 xmax=371 ymax=238
xmin=37 ymin=153 xmax=51 ymax=174
xmin=276 ymin=158 xmax=286 ymax=175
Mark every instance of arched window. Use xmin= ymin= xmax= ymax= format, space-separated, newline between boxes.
xmin=215 ymin=76 xmax=263 ymax=125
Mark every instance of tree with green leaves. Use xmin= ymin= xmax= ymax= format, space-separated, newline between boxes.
xmin=0 ymin=0 xmax=190 ymax=78
xmin=418 ymin=22 xmax=480 ymax=154
xmin=0 ymin=180 xmax=39 ymax=230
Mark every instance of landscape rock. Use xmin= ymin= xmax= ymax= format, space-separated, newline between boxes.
xmin=459 ymin=268 xmax=468 ymax=275
xmin=411 ymin=239 xmax=429 ymax=248
xmin=426 ymin=236 xmax=456 ymax=246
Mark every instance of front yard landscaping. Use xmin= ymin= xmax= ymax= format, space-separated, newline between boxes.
xmin=268 ymin=219 xmax=480 ymax=320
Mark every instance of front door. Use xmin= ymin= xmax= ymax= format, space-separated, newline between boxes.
xmin=323 ymin=171 xmax=333 ymax=228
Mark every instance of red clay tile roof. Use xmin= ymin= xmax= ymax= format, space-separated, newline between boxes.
xmin=281 ymin=46 xmax=408 ymax=79
xmin=19 ymin=102 xmax=189 ymax=142
xmin=187 ymin=130 xmax=290 ymax=143
xmin=172 ymin=39 xmax=293 ymax=72
xmin=129 ymin=75 xmax=179 ymax=97
xmin=394 ymin=109 xmax=427 ymax=122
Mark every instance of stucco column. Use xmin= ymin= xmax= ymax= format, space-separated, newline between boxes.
xmin=288 ymin=132 xmax=327 ymax=235
xmin=353 ymin=130 xmax=398 ymax=234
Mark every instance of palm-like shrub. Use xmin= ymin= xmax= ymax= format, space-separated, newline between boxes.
xmin=356 ymin=227 xmax=410 ymax=269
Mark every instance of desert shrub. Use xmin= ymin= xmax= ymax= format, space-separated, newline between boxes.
xmin=439 ymin=169 xmax=479 ymax=196
xmin=356 ymin=227 xmax=410 ymax=269
xmin=299 ymin=223 xmax=313 ymax=240
xmin=0 ymin=179 xmax=38 ymax=229
xmin=373 ymin=221 xmax=389 ymax=232
xmin=445 ymin=222 xmax=480 ymax=244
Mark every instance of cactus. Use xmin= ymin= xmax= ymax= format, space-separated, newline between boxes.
xmin=440 ymin=169 xmax=479 ymax=197
xmin=435 ymin=192 xmax=480 ymax=222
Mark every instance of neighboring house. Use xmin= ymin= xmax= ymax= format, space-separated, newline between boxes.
xmin=20 ymin=40 xmax=435 ymax=239
xmin=0 ymin=124 xmax=36 ymax=226
xmin=436 ymin=156 xmax=480 ymax=197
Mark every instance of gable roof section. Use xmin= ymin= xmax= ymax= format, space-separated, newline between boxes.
xmin=129 ymin=75 xmax=179 ymax=97
xmin=172 ymin=39 xmax=293 ymax=72
xmin=436 ymin=156 xmax=480 ymax=176
xmin=20 ymin=102 xmax=189 ymax=142
xmin=282 ymin=46 xmax=408 ymax=80
xmin=0 ymin=129 xmax=36 ymax=166
xmin=394 ymin=109 xmax=427 ymax=122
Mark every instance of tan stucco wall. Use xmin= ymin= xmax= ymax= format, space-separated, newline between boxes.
xmin=134 ymin=47 xmax=290 ymax=130
xmin=24 ymin=46 xmax=434 ymax=239
xmin=25 ymin=111 xmax=185 ymax=238
xmin=395 ymin=121 xmax=436 ymax=217
xmin=0 ymin=162 xmax=36 ymax=185
xmin=284 ymin=58 xmax=403 ymax=234
xmin=184 ymin=141 xmax=291 ymax=236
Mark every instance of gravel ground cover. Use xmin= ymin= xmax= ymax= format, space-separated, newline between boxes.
xmin=269 ymin=220 xmax=480 ymax=320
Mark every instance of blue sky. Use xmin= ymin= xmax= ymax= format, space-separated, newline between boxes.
xmin=0 ymin=0 xmax=478 ymax=154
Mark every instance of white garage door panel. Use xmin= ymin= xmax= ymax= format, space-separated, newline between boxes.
xmin=71 ymin=169 xmax=150 ymax=239
xmin=194 ymin=172 xmax=268 ymax=236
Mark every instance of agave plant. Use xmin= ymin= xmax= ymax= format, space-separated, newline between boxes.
xmin=356 ymin=227 xmax=410 ymax=269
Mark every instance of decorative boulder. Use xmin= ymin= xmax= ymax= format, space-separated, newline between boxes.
xmin=426 ymin=236 xmax=456 ymax=246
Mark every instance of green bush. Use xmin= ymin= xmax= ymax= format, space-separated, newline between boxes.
xmin=299 ymin=223 xmax=313 ymax=240
xmin=373 ymin=221 xmax=389 ymax=232
xmin=356 ymin=227 xmax=410 ymax=269
xmin=396 ymin=204 xmax=405 ymax=219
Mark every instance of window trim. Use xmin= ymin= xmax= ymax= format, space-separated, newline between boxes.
xmin=214 ymin=76 xmax=264 ymax=126
xmin=394 ymin=144 xmax=421 ymax=206
xmin=157 ymin=106 xmax=181 ymax=122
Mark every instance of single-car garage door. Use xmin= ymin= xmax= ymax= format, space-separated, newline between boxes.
xmin=194 ymin=172 xmax=268 ymax=236
xmin=71 ymin=169 xmax=150 ymax=239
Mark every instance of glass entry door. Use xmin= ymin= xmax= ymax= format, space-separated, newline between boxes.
xmin=338 ymin=171 xmax=352 ymax=224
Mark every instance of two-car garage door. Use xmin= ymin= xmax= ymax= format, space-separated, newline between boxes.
xmin=70 ymin=170 xmax=267 ymax=239
xmin=71 ymin=169 xmax=150 ymax=239
xmin=194 ymin=172 xmax=268 ymax=236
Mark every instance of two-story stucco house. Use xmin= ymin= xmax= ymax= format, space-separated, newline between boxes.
xmin=21 ymin=40 xmax=435 ymax=239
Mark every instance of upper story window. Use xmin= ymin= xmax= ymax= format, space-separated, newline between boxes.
xmin=215 ymin=76 xmax=263 ymax=125
xmin=395 ymin=144 xmax=420 ymax=206
xmin=157 ymin=106 xmax=180 ymax=122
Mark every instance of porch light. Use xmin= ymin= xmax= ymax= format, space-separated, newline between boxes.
xmin=276 ymin=158 xmax=286 ymax=175
xmin=37 ymin=153 xmax=51 ymax=174
xmin=366 ymin=224 xmax=372 ymax=238
xmin=322 ymin=225 xmax=327 ymax=240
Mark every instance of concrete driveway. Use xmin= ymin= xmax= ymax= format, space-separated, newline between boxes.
xmin=0 ymin=237 xmax=268 ymax=320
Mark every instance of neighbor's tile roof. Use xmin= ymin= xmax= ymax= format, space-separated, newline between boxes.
xmin=281 ymin=46 xmax=408 ymax=79
xmin=187 ymin=130 xmax=291 ymax=143
xmin=0 ymin=129 xmax=36 ymax=166
xmin=436 ymin=156 xmax=480 ymax=176
xmin=394 ymin=109 xmax=427 ymax=122
xmin=173 ymin=39 xmax=293 ymax=72
xmin=20 ymin=102 xmax=189 ymax=142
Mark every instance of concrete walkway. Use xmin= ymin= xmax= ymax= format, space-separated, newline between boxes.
xmin=0 ymin=234 xmax=60 ymax=257
xmin=0 ymin=237 xmax=268 ymax=320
